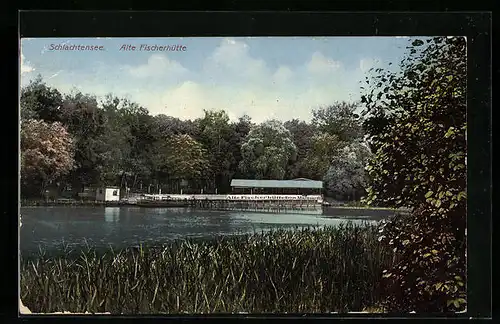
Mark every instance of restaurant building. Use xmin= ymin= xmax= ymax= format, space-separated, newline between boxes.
xmin=230 ymin=178 xmax=323 ymax=195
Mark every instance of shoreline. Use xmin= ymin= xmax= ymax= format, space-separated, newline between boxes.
xmin=20 ymin=201 xmax=409 ymax=215
xmin=21 ymin=201 xmax=134 ymax=208
xmin=322 ymin=206 xmax=410 ymax=218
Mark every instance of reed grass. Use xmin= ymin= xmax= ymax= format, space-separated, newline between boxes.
xmin=20 ymin=223 xmax=395 ymax=314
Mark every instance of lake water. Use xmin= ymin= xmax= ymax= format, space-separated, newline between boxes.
xmin=20 ymin=206 xmax=379 ymax=258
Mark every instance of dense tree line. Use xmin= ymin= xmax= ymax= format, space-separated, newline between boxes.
xmin=20 ymin=75 xmax=369 ymax=199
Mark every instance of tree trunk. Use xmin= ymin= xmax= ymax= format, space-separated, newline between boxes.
xmin=40 ymin=181 xmax=47 ymax=201
xmin=132 ymin=174 xmax=138 ymax=190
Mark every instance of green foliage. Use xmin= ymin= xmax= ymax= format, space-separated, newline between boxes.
xmin=228 ymin=115 xmax=253 ymax=179
xmin=20 ymin=81 xmax=371 ymax=199
xmin=308 ymin=102 xmax=372 ymax=196
xmin=312 ymin=102 xmax=364 ymax=142
xmin=197 ymin=110 xmax=235 ymax=192
xmin=377 ymin=207 xmax=466 ymax=312
xmin=324 ymin=142 xmax=372 ymax=200
xmin=283 ymin=119 xmax=318 ymax=179
xmin=153 ymin=134 xmax=209 ymax=181
xmin=59 ymin=91 xmax=109 ymax=189
xmin=361 ymin=37 xmax=466 ymax=312
xmin=302 ymin=132 xmax=343 ymax=180
xmin=21 ymin=224 xmax=395 ymax=314
xmin=20 ymin=75 xmax=63 ymax=122
xmin=239 ymin=120 xmax=297 ymax=180
xmin=98 ymin=95 xmax=133 ymax=186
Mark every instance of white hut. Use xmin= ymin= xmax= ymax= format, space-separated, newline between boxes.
xmin=95 ymin=187 xmax=120 ymax=202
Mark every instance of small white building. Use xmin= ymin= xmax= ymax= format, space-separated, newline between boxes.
xmin=95 ymin=187 xmax=120 ymax=202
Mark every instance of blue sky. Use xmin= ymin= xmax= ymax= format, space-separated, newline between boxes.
xmin=20 ymin=37 xmax=414 ymax=123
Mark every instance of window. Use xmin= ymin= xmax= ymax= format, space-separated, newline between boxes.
xmin=99 ymin=189 xmax=103 ymax=194
xmin=113 ymin=190 xmax=118 ymax=196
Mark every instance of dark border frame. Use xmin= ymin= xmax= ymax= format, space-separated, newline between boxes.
xmin=8 ymin=10 xmax=492 ymax=321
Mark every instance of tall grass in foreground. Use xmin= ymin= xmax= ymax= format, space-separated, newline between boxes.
xmin=21 ymin=223 xmax=395 ymax=314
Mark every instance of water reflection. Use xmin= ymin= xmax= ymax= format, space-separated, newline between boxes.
xmin=20 ymin=206 xmax=381 ymax=257
xmin=104 ymin=207 xmax=120 ymax=223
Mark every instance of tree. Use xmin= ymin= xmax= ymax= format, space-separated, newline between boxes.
xmin=21 ymin=119 xmax=75 ymax=197
xmin=312 ymin=102 xmax=364 ymax=143
xmin=361 ymin=37 xmax=466 ymax=312
xmin=197 ymin=110 xmax=234 ymax=193
xmin=239 ymin=120 xmax=297 ymax=180
xmin=284 ymin=119 xmax=317 ymax=179
xmin=302 ymin=132 xmax=343 ymax=181
xmin=152 ymin=134 xmax=209 ymax=193
xmin=323 ymin=142 xmax=371 ymax=200
xmin=99 ymin=95 xmax=133 ymax=187
xmin=153 ymin=114 xmax=199 ymax=138
xmin=117 ymin=100 xmax=156 ymax=191
xmin=229 ymin=115 xmax=253 ymax=179
xmin=20 ymin=75 xmax=63 ymax=122
xmin=59 ymin=91 xmax=108 ymax=191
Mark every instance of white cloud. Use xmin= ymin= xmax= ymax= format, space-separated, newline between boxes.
xmin=68 ymin=42 xmax=358 ymax=122
xmin=128 ymin=54 xmax=188 ymax=78
xmin=307 ymin=51 xmax=342 ymax=74
xmin=23 ymin=37 xmax=375 ymax=123
xmin=132 ymin=76 xmax=354 ymax=124
xmin=272 ymin=66 xmax=293 ymax=84
xmin=204 ymin=38 xmax=268 ymax=80
xmin=137 ymin=81 xmax=254 ymax=121
xmin=158 ymin=81 xmax=212 ymax=119
xmin=20 ymin=53 xmax=35 ymax=75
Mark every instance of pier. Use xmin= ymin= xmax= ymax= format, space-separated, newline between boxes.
xmin=136 ymin=178 xmax=325 ymax=213
xmin=136 ymin=194 xmax=323 ymax=212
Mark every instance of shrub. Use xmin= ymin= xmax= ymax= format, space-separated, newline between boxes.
xmin=361 ymin=36 xmax=467 ymax=312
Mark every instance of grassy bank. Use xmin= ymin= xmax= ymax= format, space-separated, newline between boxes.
xmin=20 ymin=223 xmax=395 ymax=314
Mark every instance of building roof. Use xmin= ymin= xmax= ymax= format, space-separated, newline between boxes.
xmin=230 ymin=179 xmax=323 ymax=189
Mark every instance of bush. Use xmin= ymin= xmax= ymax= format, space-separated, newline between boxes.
xmin=377 ymin=206 xmax=466 ymax=312
xmin=362 ymin=37 xmax=467 ymax=312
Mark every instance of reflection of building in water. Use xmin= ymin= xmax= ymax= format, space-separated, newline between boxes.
xmin=104 ymin=207 xmax=120 ymax=223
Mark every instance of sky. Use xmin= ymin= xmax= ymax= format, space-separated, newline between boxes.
xmin=20 ymin=37 xmax=413 ymax=123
